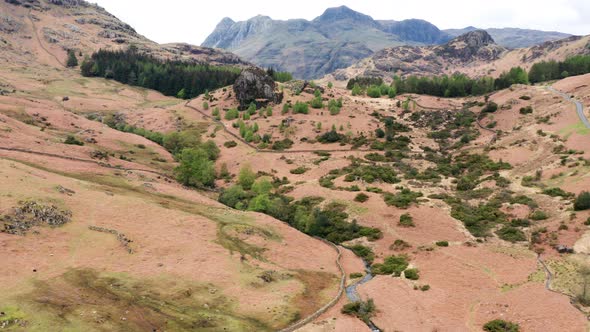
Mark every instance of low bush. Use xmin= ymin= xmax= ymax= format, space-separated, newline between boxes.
xmin=530 ymin=210 xmax=549 ymax=220
xmin=483 ymin=319 xmax=520 ymax=332
xmin=223 ymin=140 xmax=238 ymax=148
xmin=372 ymin=255 xmax=409 ymax=276
xmin=399 ymin=213 xmax=415 ymax=227
xmin=290 ymin=166 xmax=309 ymax=174
xmin=519 ymin=106 xmax=533 ymax=114
xmin=64 ymin=135 xmax=84 ymax=146
xmin=496 ymin=226 xmax=526 ymax=242
xmin=404 ymin=268 xmax=420 ymax=280
xmin=354 ymin=193 xmax=369 ymax=203
xmin=435 ymin=241 xmax=449 ymax=247
xmin=348 ymin=244 xmax=375 ymax=264
xmin=574 ymin=191 xmax=590 ymax=211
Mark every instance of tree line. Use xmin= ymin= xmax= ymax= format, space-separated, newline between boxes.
xmin=348 ymin=55 xmax=590 ymax=98
xmin=80 ymin=48 xmax=241 ymax=99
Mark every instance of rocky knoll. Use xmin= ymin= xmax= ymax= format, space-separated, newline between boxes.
xmin=434 ymin=30 xmax=504 ymax=61
xmin=233 ymin=67 xmax=283 ymax=108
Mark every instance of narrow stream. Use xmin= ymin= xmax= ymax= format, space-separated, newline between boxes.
xmin=344 ymin=259 xmax=381 ymax=332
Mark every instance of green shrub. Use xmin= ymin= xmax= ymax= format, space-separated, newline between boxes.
xmin=310 ymin=96 xmax=324 ymax=109
xmin=238 ymin=164 xmax=256 ymax=190
xmin=420 ymin=284 xmax=430 ymax=291
xmin=399 ymin=213 xmax=415 ymax=227
xmin=435 ymin=241 xmax=449 ymax=247
xmin=483 ymin=319 xmax=520 ymax=332
xmin=366 ymin=85 xmax=381 ymax=98
xmin=271 ymin=138 xmax=294 ymax=151
xmin=482 ymin=102 xmax=498 ymax=113
xmin=64 ymin=135 xmax=84 ymax=146
xmin=341 ymin=299 xmax=376 ymax=324
xmin=404 ymin=268 xmax=420 ymax=280
xmin=354 ymin=193 xmax=369 ymax=203
xmin=530 ymin=210 xmax=548 ymax=220
xmin=383 ymin=189 xmax=423 ymax=209
xmin=542 ymin=187 xmax=574 ymax=198
xmin=519 ymin=106 xmax=533 ymax=114
xmin=293 ymin=101 xmax=309 ymax=114
xmin=350 ymin=272 xmax=363 ymax=279
xmin=348 ymin=244 xmax=375 ymax=264
xmin=372 ymin=255 xmax=409 ymax=276
xmin=574 ymin=191 xmax=590 ymax=211
xmin=496 ymin=226 xmax=526 ymax=242
xmin=290 ymin=166 xmax=309 ymax=174
xmin=224 ymin=140 xmax=237 ymax=148
xmin=317 ymin=130 xmax=345 ymax=143
xmin=225 ymin=108 xmax=239 ymax=120
xmin=390 ymin=239 xmax=411 ymax=251
xmin=519 ymin=95 xmax=531 ymax=100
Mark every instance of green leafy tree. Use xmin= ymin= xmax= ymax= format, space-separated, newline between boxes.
xmin=175 ymin=148 xmax=216 ymax=188
xmin=238 ymin=164 xmax=256 ymax=190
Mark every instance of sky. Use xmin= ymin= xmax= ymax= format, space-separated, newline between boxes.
xmin=93 ymin=0 xmax=590 ymax=45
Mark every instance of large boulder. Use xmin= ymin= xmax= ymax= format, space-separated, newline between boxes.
xmin=233 ymin=67 xmax=282 ymax=108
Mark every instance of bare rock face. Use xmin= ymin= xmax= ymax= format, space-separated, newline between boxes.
xmin=233 ymin=67 xmax=282 ymax=108
xmin=435 ymin=30 xmax=504 ymax=61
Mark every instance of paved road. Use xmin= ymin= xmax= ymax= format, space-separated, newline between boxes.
xmin=548 ymin=87 xmax=590 ymax=129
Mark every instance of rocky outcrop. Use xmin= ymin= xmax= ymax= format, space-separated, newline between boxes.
xmin=434 ymin=30 xmax=504 ymax=61
xmin=233 ymin=67 xmax=282 ymax=108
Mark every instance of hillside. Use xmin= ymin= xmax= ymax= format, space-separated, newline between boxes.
xmin=202 ymin=5 xmax=572 ymax=79
xmin=0 ymin=0 xmax=249 ymax=67
xmin=2 ymin=1 xmax=590 ymax=331
xmin=327 ymin=30 xmax=590 ymax=82
xmin=0 ymin=1 xmax=344 ymax=330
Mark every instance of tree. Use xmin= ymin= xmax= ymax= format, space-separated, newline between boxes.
xmin=238 ymin=164 xmax=256 ymax=190
xmin=575 ymin=191 xmax=590 ymax=211
xmin=66 ymin=50 xmax=78 ymax=67
xmin=175 ymin=148 xmax=216 ymax=188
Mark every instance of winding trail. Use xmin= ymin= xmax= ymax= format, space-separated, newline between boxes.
xmin=0 ymin=146 xmax=173 ymax=179
xmin=547 ymin=86 xmax=590 ymax=129
xmin=278 ymin=239 xmax=346 ymax=332
xmin=28 ymin=10 xmax=66 ymax=68
xmin=184 ymin=100 xmax=381 ymax=154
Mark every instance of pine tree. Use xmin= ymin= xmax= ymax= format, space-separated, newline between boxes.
xmin=66 ymin=50 xmax=78 ymax=67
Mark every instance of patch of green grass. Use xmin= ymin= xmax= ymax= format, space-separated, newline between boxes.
xmin=558 ymin=122 xmax=590 ymax=139
xmin=10 ymin=268 xmax=272 ymax=331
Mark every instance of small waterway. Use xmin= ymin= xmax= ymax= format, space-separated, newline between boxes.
xmin=344 ymin=259 xmax=381 ymax=332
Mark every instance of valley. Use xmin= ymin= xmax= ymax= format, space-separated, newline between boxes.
xmin=1 ymin=1 xmax=590 ymax=332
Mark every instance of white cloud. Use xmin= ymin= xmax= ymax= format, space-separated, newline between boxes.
xmin=92 ymin=0 xmax=590 ymax=45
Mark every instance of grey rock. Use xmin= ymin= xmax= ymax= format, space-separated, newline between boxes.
xmin=233 ymin=67 xmax=282 ymax=108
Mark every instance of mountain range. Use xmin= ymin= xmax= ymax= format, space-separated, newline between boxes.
xmin=202 ymin=5 xmax=572 ymax=79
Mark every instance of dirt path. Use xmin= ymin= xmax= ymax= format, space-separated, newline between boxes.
xmin=184 ymin=100 xmax=380 ymax=154
xmin=278 ymin=239 xmax=346 ymax=332
xmin=28 ymin=10 xmax=65 ymax=68
xmin=0 ymin=146 xmax=173 ymax=179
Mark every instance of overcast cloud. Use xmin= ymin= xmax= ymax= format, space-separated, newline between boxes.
xmin=92 ymin=0 xmax=590 ymax=45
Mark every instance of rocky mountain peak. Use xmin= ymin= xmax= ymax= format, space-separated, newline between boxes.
xmin=314 ymin=5 xmax=375 ymax=25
